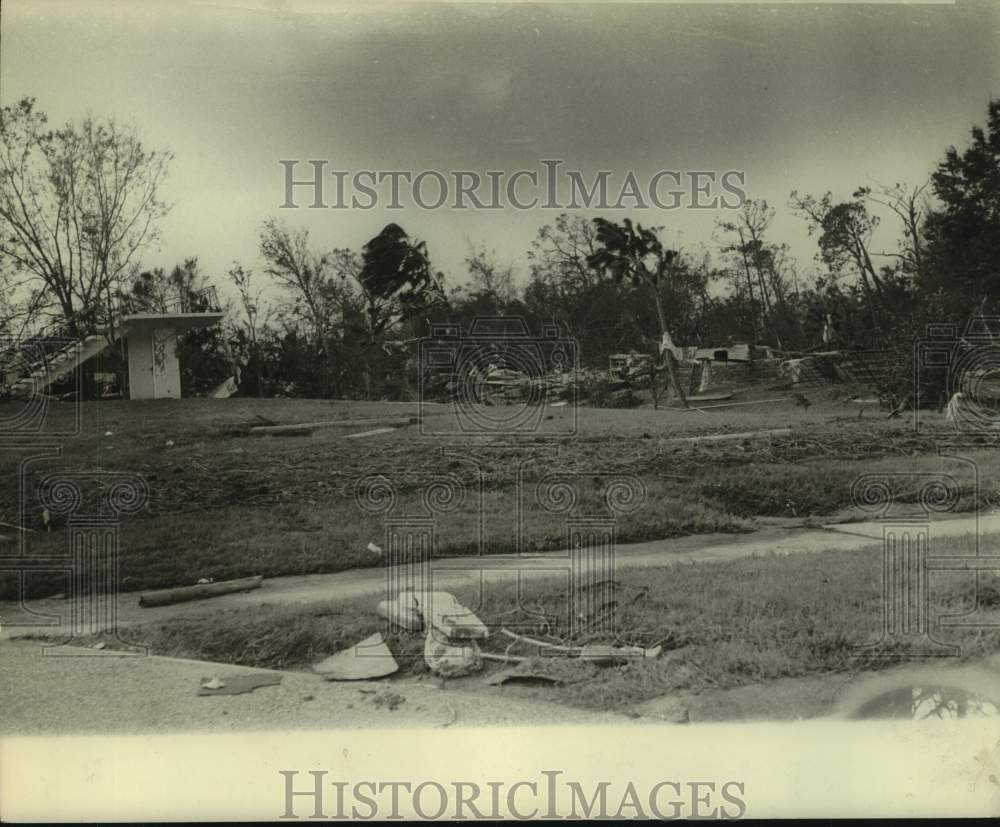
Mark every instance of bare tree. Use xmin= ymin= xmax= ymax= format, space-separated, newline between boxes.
xmin=228 ymin=263 xmax=270 ymax=396
xmin=464 ymin=240 xmax=516 ymax=307
xmin=0 ymin=98 xmax=172 ymax=338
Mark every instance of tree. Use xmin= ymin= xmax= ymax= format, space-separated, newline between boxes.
xmin=228 ymin=263 xmax=269 ymax=396
xmin=464 ymin=241 xmax=516 ymax=310
xmin=587 ymin=218 xmax=688 ymax=408
xmin=717 ymin=199 xmax=794 ymax=348
xmin=790 ymin=190 xmax=901 ymax=345
xmin=356 ymin=223 xmax=446 ymax=339
xmin=923 ymin=99 xmax=1000 ymax=317
xmin=0 ymin=97 xmax=171 ymax=338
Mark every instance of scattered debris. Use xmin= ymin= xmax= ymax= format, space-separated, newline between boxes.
xmin=415 ymin=591 xmax=489 ymax=641
xmin=550 ymin=401 xmax=568 ymax=408
xmin=197 ymin=673 xmax=282 ymax=696
xmin=366 ymin=542 xmax=382 ymax=556
xmin=165 ymin=439 xmax=175 ymax=447
xmin=377 ymin=594 xmax=424 ymax=631
xmin=104 ymin=431 xmax=113 ymax=436
xmin=579 ymin=643 xmax=647 ymax=665
xmin=313 ymin=632 xmax=399 ymax=680
xmin=138 ymin=575 xmax=263 ymax=607
xmin=209 ymin=375 xmax=239 ymax=399
xmin=346 ymin=427 xmax=397 ymax=440
xmin=423 ymin=629 xmax=483 ymax=677
xmin=249 ymin=417 xmax=417 ymax=436
xmin=91 ymin=642 xmax=106 ymax=651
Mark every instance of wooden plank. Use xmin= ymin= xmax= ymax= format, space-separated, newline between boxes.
xmin=249 ymin=416 xmax=416 ymax=436
xmin=138 ymin=575 xmax=263 ymax=607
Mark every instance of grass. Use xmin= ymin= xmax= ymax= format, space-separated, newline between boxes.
xmin=90 ymin=537 xmax=1000 ymax=714
xmin=3 ymin=393 xmax=1000 ymax=600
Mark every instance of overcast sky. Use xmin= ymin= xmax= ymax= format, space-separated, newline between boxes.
xmin=2 ymin=0 xmax=998 ymax=299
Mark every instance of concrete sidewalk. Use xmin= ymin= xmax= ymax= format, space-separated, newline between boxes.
xmin=3 ymin=511 xmax=997 ymax=640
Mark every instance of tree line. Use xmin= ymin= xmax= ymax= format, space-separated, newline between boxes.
xmin=1 ymin=95 xmax=998 ymax=405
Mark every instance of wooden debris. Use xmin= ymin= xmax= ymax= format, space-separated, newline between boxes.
xmin=313 ymin=632 xmax=399 ymax=680
xmin=415 ymin=591 xmax=489 ymax=640
xmin=249 ymin=417 xmax=417 ymax=436
xmin=346 ymin=427 xmax=397 ymax=440
xmin=138 ymin=575 xmax=263 ymax=608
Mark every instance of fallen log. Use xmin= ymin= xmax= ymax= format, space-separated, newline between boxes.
xmin=138 ymin=575 xmax=263 ymax=607
xmin=249 ymin=416 xmax=417 ymax=436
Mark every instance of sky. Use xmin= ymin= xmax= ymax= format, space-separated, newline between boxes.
xmin=2 ymin=0 xmax=999 ymax=304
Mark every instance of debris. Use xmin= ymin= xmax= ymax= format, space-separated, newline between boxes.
xmin=499 ymin=628 xmax=579 ymax=653
xmin=0 ymin=519 xmax=35 ymax=533
xmin=138 ymin=574 xmax=264 ymax=607
xmin=104 ymin=431 xmax=113 ymax=436
xmin=209 ymin=375 xmax=239 ymax=399
xmin=249 ymin=417 xmax=417 ymax=436
xmin=366 ymin=542 xmax=382 ymax=555
xmin=423 ymin=629 xmax=483 ymax=677
xmin=313 ymin=632 xmax=399 ymax=680
xmin=550 ymin=401 xmax=568 ymax=408
xmin=685 ymin=392 xmax=734 ymax=403
xmin=668 ymin=428 xmax=792 ymax=444
xmin=347 ymin=427 xmax=397 ymax=440
xmin=578 ymin=643 xmax=646 ymax=665
xmin=480 ymin=651 xmax=528 ymax=665
xmin=165 ymin=439 xmax=175 ymax=447
xmin=415 ymin=591 xmax=489 ymax=640
xmin=196 ymin=577 xmax=214 ymax=585
xmin=197 ymin=673 xmax=282 ymax=696
xmin=91 ymin=642 xmax=106 ymax=651
xmin=377 ymin=594 xmax=424 ymax=631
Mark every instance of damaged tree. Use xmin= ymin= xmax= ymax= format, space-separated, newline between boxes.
xmin=588 ymin=218 xmax=688 ymax=409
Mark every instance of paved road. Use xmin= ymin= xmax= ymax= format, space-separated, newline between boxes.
xmin=0 ymin=639 xmax=633 ymax=734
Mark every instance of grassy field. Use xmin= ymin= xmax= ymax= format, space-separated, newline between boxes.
xmin=2 ymin=391 xmax=999 ymax=600
xmin=86 ymin=536 xmax=1000 ymax=714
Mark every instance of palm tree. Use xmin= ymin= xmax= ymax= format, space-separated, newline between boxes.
xmin=587 ymin=218 xmax=688 ymax=408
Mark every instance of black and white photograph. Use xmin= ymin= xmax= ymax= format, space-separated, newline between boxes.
xmin=1 ymin=0 xmax=999 ymax=819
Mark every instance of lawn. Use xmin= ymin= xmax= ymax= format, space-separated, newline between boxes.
xmin=84 ymin=536 xmax=1000 ymax=715
xmin=3 ymin=392 xmax=999 ymax=600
